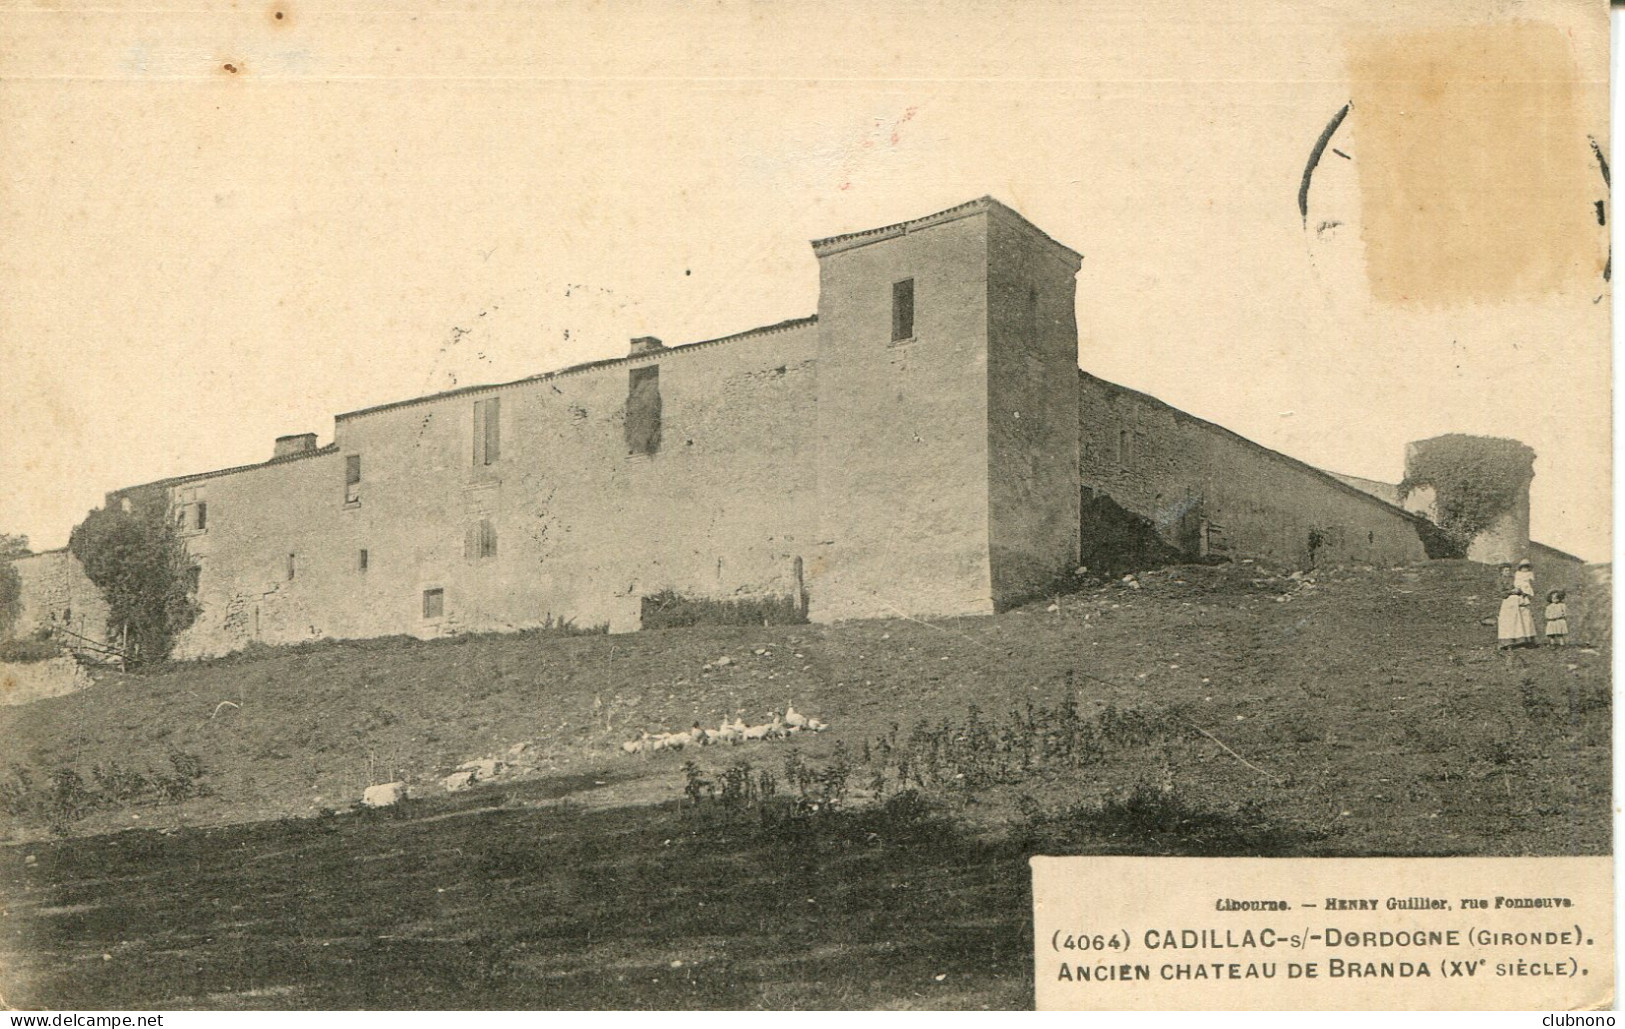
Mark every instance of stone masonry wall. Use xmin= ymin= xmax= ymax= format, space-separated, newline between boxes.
xmin=10 ymin=550 xmax=111 ymax=645
xmin=1079 ymin=372 xmax=1429 ymax=569
xmin=160 ymin=320 xmax=821 ymax=657
xmin=152 ymin=450 xmax=356 ymax=658
xmin=1400 ymin=436 xmax=1534 ymax=565
xmin=812 ymin=207 xmax=994 ymax=621
xmin=986 ymin=208 xmax=1081 ymax=607
xmin=0 ymin=656 xmax=93 ymax=706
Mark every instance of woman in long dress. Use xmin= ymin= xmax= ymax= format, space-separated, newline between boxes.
xmin=1497 ymin=586 xmax=1537 ymax=648
xmin=1513 ymin=559 xmax=1539 ymax=638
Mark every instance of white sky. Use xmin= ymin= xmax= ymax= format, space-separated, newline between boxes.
xmin=0 ymin=0 xmax=1610 ymax=560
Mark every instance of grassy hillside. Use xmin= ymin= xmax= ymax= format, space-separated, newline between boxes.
xmin=0 ymin=558 xmax=1610 ymax=1008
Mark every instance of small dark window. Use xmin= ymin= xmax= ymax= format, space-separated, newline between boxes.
xmin=626 ymin=366 xmax=662 ymax=455
xmin=358 ymin=548 xmax=369 ymax=572
xmin=1024 ymin=286 xmax=1039 ymax=341
xmin=195 ymin=501 xmax=207 ymax=531
xmin=346 ymin=455 xmax=361 ymax=504
xmin=1117 ymin=428 xmax=1131 ymax=467
xmin=892 ymin=278 xmax=915 ymax=341
xmin=422 ymin=588 xmax=444 ymax=620
xmin=287 ymin=553 xmax=296 ymax=580
xmin=473 ymin=397 xmax=501 ymax=466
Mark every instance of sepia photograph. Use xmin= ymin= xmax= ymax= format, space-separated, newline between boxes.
xmin=0 ymin=0 xmax=1611 ymax=1012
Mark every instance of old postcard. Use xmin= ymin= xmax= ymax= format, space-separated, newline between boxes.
xmin=0 ymin=0 xmax=1610 ymax=1012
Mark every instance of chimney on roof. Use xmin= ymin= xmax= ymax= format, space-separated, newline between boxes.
xmin=273 ymin=433 xmax=318 ymax=459
xmin=629 ymin=336 xmax=666 ymax=356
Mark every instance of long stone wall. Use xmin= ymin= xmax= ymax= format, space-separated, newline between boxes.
xmin=148 ymin=320 xmax=821 ymax=658
xmin=1078 ymin=372 xmax=1430 ymax=569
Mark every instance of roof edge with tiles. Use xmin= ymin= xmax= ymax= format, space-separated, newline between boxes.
xmin=103 ymin=317 xmax=819 ymax=497
xmin=1080 ymin=369 xmax=1434 ymax=527
xmin=110 ymin=443 xmax=343 ymax=496
xmin=334 ymin=315 xmax=818 ymax=424
xmin=810 ymin=195 xmax=1083 ymax=262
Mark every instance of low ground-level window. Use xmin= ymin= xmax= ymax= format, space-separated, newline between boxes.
xmin=422 ymin=588 xmax=444 ymax=619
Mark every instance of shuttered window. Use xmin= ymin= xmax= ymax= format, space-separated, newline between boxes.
xmin=175 ymin=486 xmax=208 ymax=532
xmin=465 ymin=518 xmax=497 ymax=560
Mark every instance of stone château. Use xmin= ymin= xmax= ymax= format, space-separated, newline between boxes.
xmin=8 ymin=198 xmax=1578 ymax=658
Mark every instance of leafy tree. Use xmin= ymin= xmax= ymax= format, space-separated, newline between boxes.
xmin=0 ymin=533 xmax=27 ymax=638
xmin=68 ymin=506 xmax=199 ymax=663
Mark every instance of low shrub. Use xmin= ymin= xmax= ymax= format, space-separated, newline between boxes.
xmin=864 ymin=688 xmax=1193 ymax=796
xmin=0 ymin=749 xmax=210 ymax=829
xmin=641 ymin=589 xmax=806 ymax=630
xmin=1020 ymin=780 xmax=1312 ymax=856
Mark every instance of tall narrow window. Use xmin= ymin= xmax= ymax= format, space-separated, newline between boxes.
xmin=1024 ymin=286 xmax=1039 ymax=342
xmin=473 ymin=396 xmax=501 ymax=466
xmin=892 ymin=278 xmax=915 ymax=341
xmin=422 ymin=588 xmax=444 ymax=620
xmin=345 ymin=455 xmax=362 ymax=504
xmin=287 ymin=553 xmax=296 ymax=580
xmin=625 ymin=366 xmax=662 ymax=455
xmin=1118 ymin=428 xmax=1131 ymax=467
xmin=358 ymin=548 xmax=369 ymax=572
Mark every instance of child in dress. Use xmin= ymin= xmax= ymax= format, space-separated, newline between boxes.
xmin=1514 ymin=560 xmax=1536 ymax=601
xmin=1544 ymin=590 xmax=1569 ymax=646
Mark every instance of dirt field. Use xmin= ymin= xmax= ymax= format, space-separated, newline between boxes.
xmin=0 ymin=558 xmax=1610 ymax=1009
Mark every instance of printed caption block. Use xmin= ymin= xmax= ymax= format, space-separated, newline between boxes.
xmin=1032 ymin=856 xmax=1612 ymax=1010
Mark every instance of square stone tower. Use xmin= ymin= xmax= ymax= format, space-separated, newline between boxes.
xmin=810 ymin=197 xmax=1082 ymax=622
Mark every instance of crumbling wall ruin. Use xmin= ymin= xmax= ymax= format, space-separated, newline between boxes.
xmin=9 ymin=550 xmax=110 ymax=645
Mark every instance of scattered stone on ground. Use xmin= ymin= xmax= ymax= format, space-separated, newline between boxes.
xmin=362 ymin=782 xmax=408 ymax=807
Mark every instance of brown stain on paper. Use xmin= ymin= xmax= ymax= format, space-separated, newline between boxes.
xmin=1348 ymin=22 xmax=1599 ymax=306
